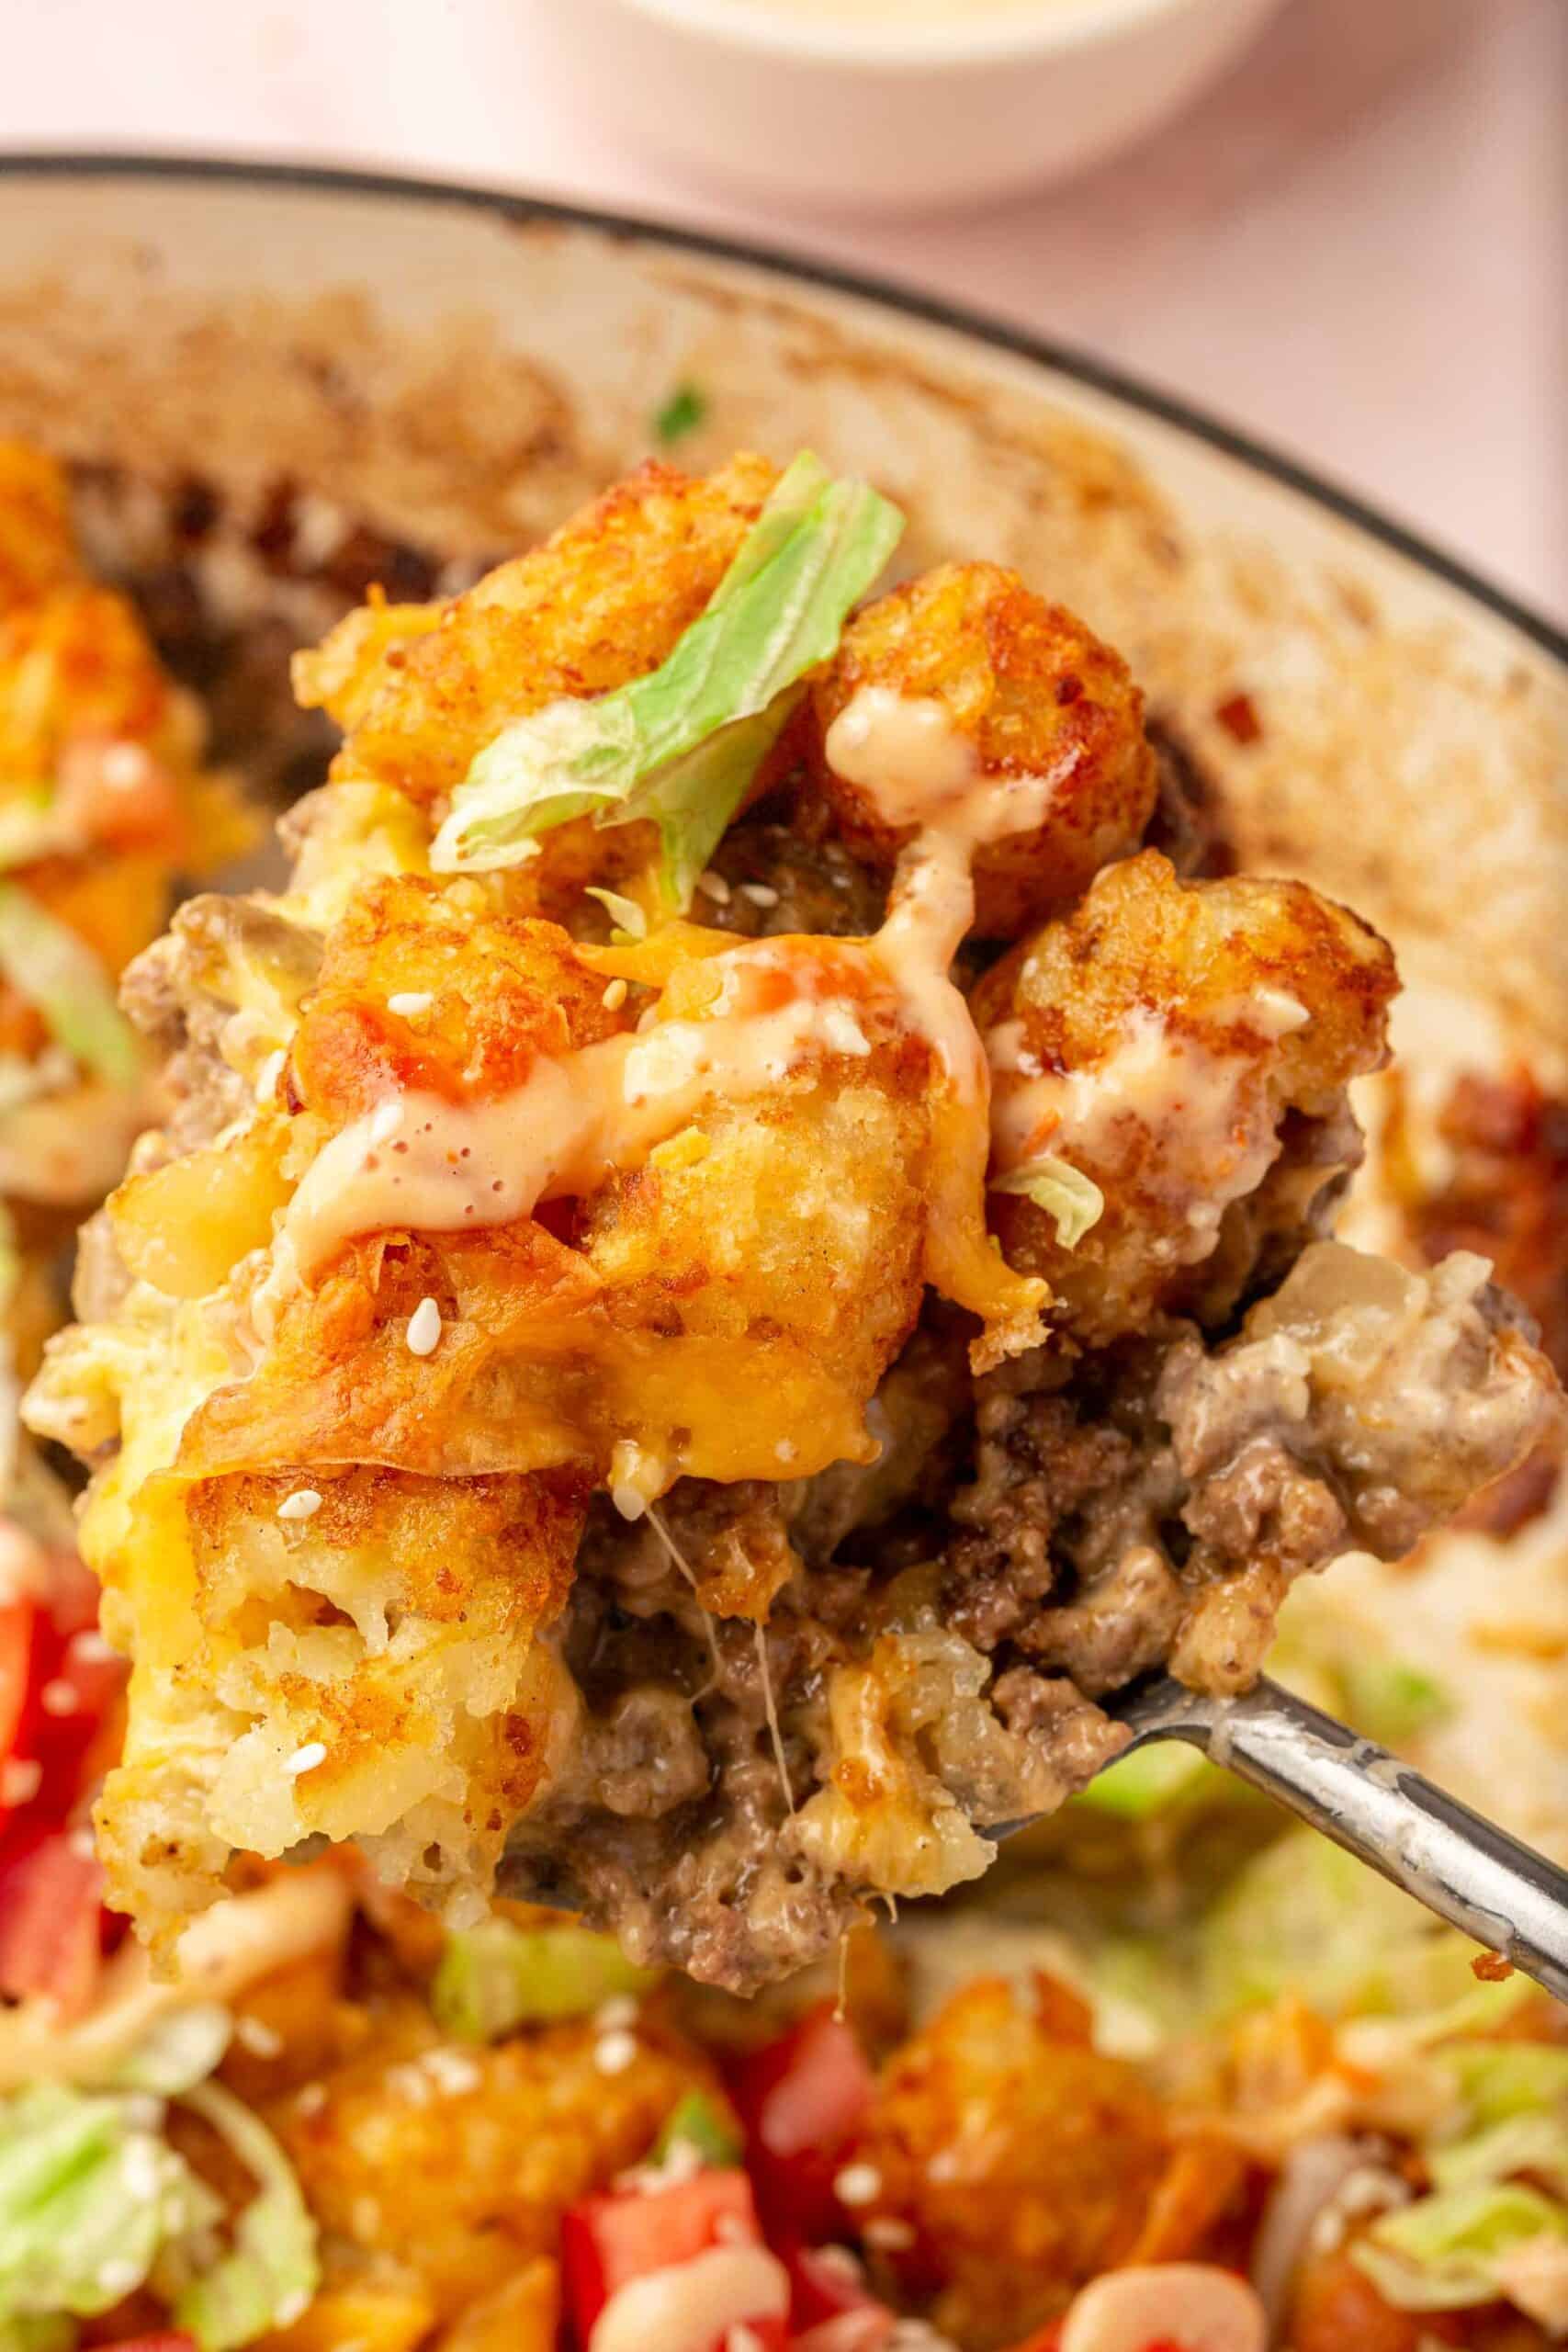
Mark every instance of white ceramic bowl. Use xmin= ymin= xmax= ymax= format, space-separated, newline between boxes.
xmin=529 ymin=0 xmax=1287 ymax=212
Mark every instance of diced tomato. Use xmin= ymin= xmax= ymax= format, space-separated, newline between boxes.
xmin=98 ymin=2337 xmax=198 ymax=2351
xmin=562 ymin=2168 xmax=768 ymax=2344
xmin=0 ymin=1827 xmax=105 ymax=2016
xmin=728 ymin=2005 xmax=875 ymax=2241
xmin=786 ymin=2243 xmax=897 ymax=2352
xmin=0 ymin=1598 xmax=39 ymax=1780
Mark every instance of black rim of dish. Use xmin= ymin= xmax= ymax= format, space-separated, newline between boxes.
xmin=3 ymin=150 xmax=1563 ymax=666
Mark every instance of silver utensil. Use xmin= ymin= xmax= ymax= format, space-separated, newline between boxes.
xmin=1090 ymin=1674 xmax=1568 ymax=2007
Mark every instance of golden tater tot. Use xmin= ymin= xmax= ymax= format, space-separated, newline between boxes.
xmin=975 ymin=850 xmax=1397 ymax=1343
xmin=809 ymin=561 xmax=1158 ymax=938
xmin=846 ymin=1974 xmax=1169 ymax=2347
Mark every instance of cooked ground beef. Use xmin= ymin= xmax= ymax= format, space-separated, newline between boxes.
xmin=501 ymin=1245 xmax=1561 ymax=1988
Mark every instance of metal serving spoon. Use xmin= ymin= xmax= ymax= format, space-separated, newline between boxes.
xmin=1077 ymin=1674 xmax=1568 ymax=2007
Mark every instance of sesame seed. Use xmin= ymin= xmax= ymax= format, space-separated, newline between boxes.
xmin=697 ymin=869 xmax=731 ymax=904
xmin=296 ymin=2082 xmax=327 ymax=2115
xmin=67 ymin=1825 xmax=96 ymax=1859
xmin=234 ymin=2014 xmax=284 ymax=2058
xmin=68 ymin=1628 xmax=116 ymax=1665
xmin=1 ymin=1758 xmax=40 ymax=1806
xmin=121 ymin=2137 xmax=163 ymax=2199
xmin=406 ymin=1295 xmax=443 ymax=1357
xmin=388 ymin=991 xmax=434 ymax=1018
xmin=602 ymin=978 xmax=629 ymax=1012
xmin=276 ymin=1488 xmax=321 ymax=1522
xmin=284 ymin=1741 xmax=327 ymax=1777
xmin=728 ymin=2327 xmax=765 ymax=2352
xmin=594 ymin=1994 xmax=639 ymax=2030
xmin=739 ymin=882 xmax=780 ymax=909
xmin=863 ymin=2217 xmax=915 ymax=2250
xmin=423 ymin=2046 xmax=482 ymax=2097
xmin=611 ymin=1483 xmax=648 ymax=1522
xmin=101 ymin=742 xmax=152 ymax=790
xmin=774 ymin=1440 xmax=798 ymax=1465
xmin=833 ymin=2162 xmax=882 ymax=2206
xmin=594 ymin=2029 xmax=640 ymax=2075
xmin=39 ymin=1679 xmax=78 ymax=1717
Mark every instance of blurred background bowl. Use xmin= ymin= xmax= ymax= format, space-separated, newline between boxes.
xmin=529 ymin=0 xmax=1288 ymax=212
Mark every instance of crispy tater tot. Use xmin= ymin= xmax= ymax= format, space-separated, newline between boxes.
xmin=808 ymin=561 xmax=1158 ymax=939
xmin=975 ymin=850 xmax=1397 ymax=1343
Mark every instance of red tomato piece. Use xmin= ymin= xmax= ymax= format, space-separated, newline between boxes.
xmin=562 ymin=2167 xmax=767 ymax=2344
xmin=0 ymin=1599 xmax=38 ymax=1774
xmin=728 ymin=2005 xmax=875 ymax=2241
xmin=0 ymin=1828 xmax=104 ymax=2016
xmin=98 ymin=2337 xmax=198 ymax=2351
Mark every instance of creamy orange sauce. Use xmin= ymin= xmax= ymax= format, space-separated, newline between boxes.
xmin=989 ymin=1007 xmax=1288 ymax=1257
xmin=826 ymin=684 xmax=1071 ymax=850
xmin=261 ymin=689 xmax=1066 ymax=1351
xmin=257 ymin=942 xmax=901 ymax=1329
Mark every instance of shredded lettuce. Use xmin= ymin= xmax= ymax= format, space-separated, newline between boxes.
xmin=0 ymin=2083 xmax=220 ymax=2324
xmin=584 ymin=887 xmax=649 ymax=942
xmin=430 ymin=453 xmax=904 ymax=906
xmin=991 ymin=1154 xmax=1104 ymax=1249
xmin=1430 ymin=2111 xmax=1568 ymax=2199
xmin=173 ymin=2082 xmax=317 ymax=2352
xmin=0 ymin=795 xmax=69 ymax=876
xmin=1440 ymin=2041 xmax=1568 ymax=2129
xmin=0 ymin=885 xmax=139 ymax=1087
xmin=111 ymin=2005 xmax=233 ymax=2098
xmin=0 ymin=2317 xmax=73 ymax=2352
xmin=652 ymin=2091 xmax=741 ymax=2170
xmin=1352 ymin=2180 xmax=1568 ymax=2312
xmin=432 ymin=1917 xmax=660 ymax=2042
xmin=1074 ymin=1742 xmax=1217 ymax=1822
xmin=1338 ymin=1657 xmax=1453 ymax=1747
xmin=1199 ymin=1832 xmax=1507 ymax=2026
xmin=653 ymin=384 xmax=708 ymax=447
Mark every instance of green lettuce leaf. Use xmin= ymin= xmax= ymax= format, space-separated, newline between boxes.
xmin=0 ymin=885 xmax=139 ymax=1087
xmin=0 ymin=2083 xmax=219 ymax=2322
xmin=1352 ymin=2180 xmax=1568 ymax=2312
xmin=0 ymin=794 xmax=69 ymax=876
xmin=432 ymin=1917 xmax=660 ymax=2042
xmin=1338 ymin=1657 xmax=1454 ymax=1747
xmin=430 ymin=454 xmax=904 ymax=904
xmin=651 ymin=2091 xmax=741 ymax=2170
xmin=1441 ymin=2041 xmax=1568 ymax=2130
xmin=990 ymin=1154 xmax=1105 ymax=1249
xmin=1199 ymin=1832 xmax=1509 ymax=2026
xmin=111 ymin=2005 xmax=233 ymax=2098
xmin=1430 ymin=2112 xmax=1568 ymax=2199
xmin=1074 ymin=1742 xmax=1218 ymax=1822
xmin=0 ymin=2316 xmax=74 ymax=2352
xmin=173 ymin=2082 xmax=318 ymax=2352
xmin=584 ymin=887 xmax=649 ymax=941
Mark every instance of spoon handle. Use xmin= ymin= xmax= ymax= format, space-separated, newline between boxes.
xmin=1119 ymin=1674 xmax=1568 ymax=2007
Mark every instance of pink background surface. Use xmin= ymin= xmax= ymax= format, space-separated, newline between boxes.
xmin=5 ymin=0 xmax=1563 ymax=621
